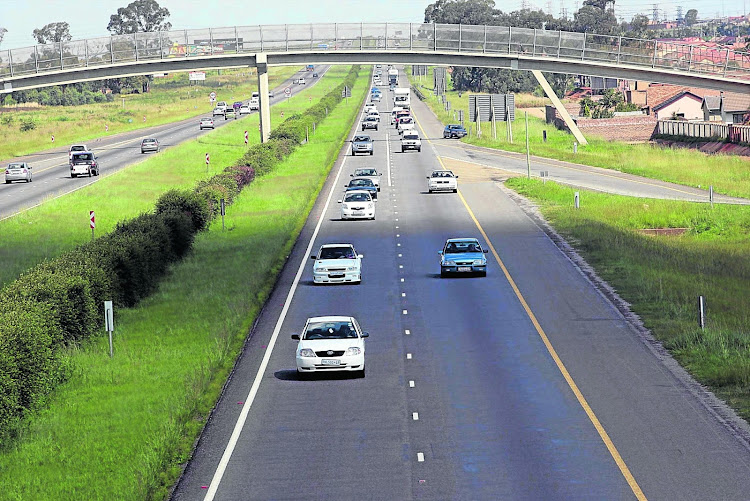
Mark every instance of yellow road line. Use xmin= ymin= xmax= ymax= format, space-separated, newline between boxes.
xmin=456 ymin=191 xmax=647 ymax=501
xmin=415 ymin=102 xmax=647 ymax=500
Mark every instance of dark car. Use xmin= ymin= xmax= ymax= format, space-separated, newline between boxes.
xmin=312 ymin=72 xmax=318 ymax=78
xmin=443 ymin=124 xmax=468 ymax=139
xmin=69 ymin=151 xmax=100 ymax=178
xmin=140 ymin=138 xmax=160 ymax=154
xmin=233 ymin=101 xmax=243 ymax=111
xmin=345 ymin=178 xmax=378 ymax=200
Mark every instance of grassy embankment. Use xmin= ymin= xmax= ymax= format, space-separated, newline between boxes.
xmin=0 ymin=64 xmax=367 ymax=500
xmin=506 ymin=177 xmax=750 ymax=422
xmin=0 ymin=66 xmax=299 ymax=161
xmin=0 ymin=67 xmax=345 ymax=288
xmin=408 ymin=67 xmax=750 ymax=199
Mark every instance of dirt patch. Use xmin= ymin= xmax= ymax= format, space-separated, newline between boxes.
xmin=639 ymin=227 xmax=689 ymax=236
xmin=440 ymin=157 xmax=518 ymax=184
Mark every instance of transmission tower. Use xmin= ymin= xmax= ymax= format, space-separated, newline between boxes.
xmin=652 ymin=4 xmax=659 ymax=22
xmin=677 ymin=6 xmax=683 ymax=24
xmin=521 ymin=0 xmax=529 ymax=10
xmin=546 ymin=0 xmax=553 ymax=14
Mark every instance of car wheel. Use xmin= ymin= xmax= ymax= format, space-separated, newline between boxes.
xmin=480 ymin=271 xmax=487 ymax=277
xmin=375 ymin=126 xmax=378 ymax=131
xmin=27 ymin=177 xmax=31 ymax=183
xmin=453 ymin=189 xmax=457 ymax=193
xmin=440 ymin=268 xmax=447 ymax=277
xmin=71 ymin=174 xmax=76 ymax=178
xmin=369 ymin=151 xmax=373 ymax=155
xmin=401 ymin=147 xmax=405 ymax=153
xmin=4 ymin=180 xmax=9 ymax=184
xmin=356 ymin=366 xmax=366 ymax=378
xmin=351 ymin=151 xmax=355 ymax=156
xmin=418 ymin=148 xmax=421 ymax=152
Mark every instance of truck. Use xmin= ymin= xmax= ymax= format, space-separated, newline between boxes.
xmin=393 ymin=88 xmax=410 ymax=109
xmin=388 ymin=68 xmax=398 ymax=86
xmin=306 ymin=64 xmax=314 ymax=71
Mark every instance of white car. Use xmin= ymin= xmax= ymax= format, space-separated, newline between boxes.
xmin=298 ymin=77 xmax=306 ymax=85
xmin=212 ymin=107 xmax=224 ymax=116
xmin=292 ymin=316 xmax=368 ymax=377
xmin=401 ymin=132 xmax=422 ymax=152
xmin=5 ymin=162 xmax=32 ymax=183
xmin=366 ymin=111 xmax=380 ymax=122
xmin=397 ymin=116 xmax=415 ymax=135
xmin=390 ymin=106 xmax=404 ymax=124
xmin=371 ymin=93 xmax=382 ymax=102
xmin=338 ymin=190 xmax=375 ymax=220
xmin=310 ymin=244 xmax=363 ymax=284
xmin=364 ymin=104 xmax=378 ymax=115
xmin=69 ymin=144 xmax=89 ymax=159
xmin=215 ymin=101 xmax=227 ymax=112
xmin=239 ymin=105 xmax=251 ymax=115
xmin=427 ymin=169 xmax=458 ymax=193
xmin=199 ymin=117 xmax=215 ymax=129
xmin=351 ymin=168 xmax=382 ymax=191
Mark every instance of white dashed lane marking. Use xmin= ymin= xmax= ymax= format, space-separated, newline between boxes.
xmin=407 ymin=353 xmax=412 ymax=359
xmin=417 ymin=452 xmax=425 ymax=462
xmin=409 ymin=380 xmax=415 ymax=388
xmin=405 ymin=329 xmax=411 ymax=335
xmin=413 ymin=412 xmax=419 ymax=421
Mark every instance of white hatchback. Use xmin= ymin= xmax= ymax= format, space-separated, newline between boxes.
xmin=310 ymin=244 xmax=363 ymax=284
xmin=292 ymin=316 xmax=368 ymax=377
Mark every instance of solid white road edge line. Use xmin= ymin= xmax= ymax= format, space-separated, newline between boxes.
xmin=202 ymin=110 xmax=356 ymax=501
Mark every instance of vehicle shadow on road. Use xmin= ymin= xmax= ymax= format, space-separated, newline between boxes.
xmin=274 ymin=369 xmax=361 ymax=381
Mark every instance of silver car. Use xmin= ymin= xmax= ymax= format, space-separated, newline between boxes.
xmin=351 ymin=135 xmax=373 ymax=156
xmin=5 ymin=162 xmax=32 ymax=183
xmin=351 ymin=168 xmax=382 ymax=191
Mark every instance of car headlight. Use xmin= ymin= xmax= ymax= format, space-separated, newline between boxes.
xmin=342 ymin=203 xmax=349 ymax=210
xmin=345 ymin=347 xmax=361 ymax=356
xmin=444 ymin=260 xmax=456 ymax=266
xmin=299 ymin=348 xmax=315 ymax=358
xmin=367 ymin=203 xmax=374 ymax=209
xmin=473 ymin=259 xmax=485 ymax=266
xmin=346 ymin=266 xmax=356 ymax=271
xmin=314 ymin=266 xmax=326 ymax=272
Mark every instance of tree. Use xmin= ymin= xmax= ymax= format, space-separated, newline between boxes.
xmin=574 ymin=4 xmax=619 ymax=34
xmin=0 ymin=27 xmax=6 ymax=47
xmin=629 ymin=14 xmax=650 ymax=37
xmin=107 ymin=0 xmax=172 ymax=35
xmin=684 ymin=9 xmax=698 ymax=27
xmin=32 ymin=22 xmax=72 ymax=44
xmin=583 ymin=0 xmax=615 ymax=10
xmin=424 ymin=0 xmax=497 ymax=25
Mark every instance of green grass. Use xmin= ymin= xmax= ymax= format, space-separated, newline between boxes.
xmin=0 ymin=66 xmax=299 ymax=161
xmin=407 ymin=68 xmax=750 ymax=200
xmin=506 ymin=177 xmax=750 ymax=420
xmin=0 ymin=66 xmax=367 ymax=500
xmin=0 ymin=66 xmax=354 ymax=288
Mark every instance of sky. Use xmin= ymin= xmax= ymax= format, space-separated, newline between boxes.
xmin=0 ymin=0 xmax=746 ymax=50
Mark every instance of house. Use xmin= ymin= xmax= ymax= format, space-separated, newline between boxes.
xmin=702 ymin=92 xmax=750 ymax=123
xmin=652 ymin=91 xmax=704 ymax=120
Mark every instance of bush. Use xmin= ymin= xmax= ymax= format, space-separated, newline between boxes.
xmin=155 ymin=189 xmax=211 ymax=232
xmin=19 ymin=119 xmax=36 ymax=132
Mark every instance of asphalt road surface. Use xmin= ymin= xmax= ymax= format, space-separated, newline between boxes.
xmin=0 ymin=65 xmax=330 ymax=221
xmin=172 ymin=69 xmax=750 ymax=500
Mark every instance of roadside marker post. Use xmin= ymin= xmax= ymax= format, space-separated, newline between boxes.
xmin=709 ymin=185 xmax=714 ymax=208
xmin=525 ymin=111 xmax=530 ymax=179
xmin=698 ymin=295 xmax=706 ymax=330
xmin=89 ymin=210 xmax=95 ymax=240
xmin=220 ymin=198 xmax=226 ymax=230
xmin=205 ymin=153 xmax=210 ymax=172
xmin=104 ymin=300 xmax=114 ymax=357
xmin=244 ymin=130 xmax=248 ymax=145
xmin=574 ymin=191 xmax=580 ymax=209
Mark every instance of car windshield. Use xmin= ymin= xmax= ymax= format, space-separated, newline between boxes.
xmin=73 ymin=153 xmax=94 ymax=161
xmin=345 ymin=192 xmax=371 ymax=202
xmin=354 ymin=169 xmax=377 ymax=176
xmin=304 ymin=321 xmax=358 ymax=340
xmin=366 ymin=117 xmax=377 ymax=121
xmin=445 ymin=241 xmax=481 ymax=253
xmin=319 ymin=247 xmax=356 ymax=260
xmin=404 ymin=134 xmax=419 ymax=140
xmin=70 ymin=146 xmax=85 ymax=152
xmin=350 ymin=179 xmax=374 ymax=187
xmin=354 ymin=136 xmax=371 ymax=142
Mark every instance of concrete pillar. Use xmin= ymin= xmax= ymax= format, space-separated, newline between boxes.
xmin=531 ymin=69 xmax=587 ymax=146
xmin=257 ymin=53 xmax=271 ymax=143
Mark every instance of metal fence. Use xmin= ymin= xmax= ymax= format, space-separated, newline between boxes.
xmin=657 ymin=120 xmax=750 ymax=144
xmin=1 ymin=23 xmax=749 ymax=82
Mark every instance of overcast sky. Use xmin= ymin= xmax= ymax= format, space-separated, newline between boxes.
xmin=0 ymin=0 xmax=745 ymax=50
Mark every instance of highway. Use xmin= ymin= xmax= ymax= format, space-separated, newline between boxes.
xmin=0 ymin=65 xmax=330 ymax=221
xmin=172 ymin=69 xmax=750 ymax=500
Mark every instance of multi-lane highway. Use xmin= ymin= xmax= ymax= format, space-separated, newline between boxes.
xmin=0 ymin=65 xmax=329 ymax=221
xmin=172 ymin=68 xmax=750 ymax=500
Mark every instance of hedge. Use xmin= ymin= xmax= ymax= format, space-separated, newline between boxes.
xmin=0 ymin=65 xmax=362 ymax=446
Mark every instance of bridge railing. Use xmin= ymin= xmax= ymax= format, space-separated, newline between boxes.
xmin=1 ymin=23 xmax=748 ymax=82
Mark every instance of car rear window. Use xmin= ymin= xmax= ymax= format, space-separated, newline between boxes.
xmin=72 ymin=153 xmax=94 ymax=161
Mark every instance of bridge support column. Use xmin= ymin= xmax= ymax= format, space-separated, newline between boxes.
xmin=531 ymin=70 xmax=587 ymax=146
xmin=257 ymin=53 xmax=271 ymax=143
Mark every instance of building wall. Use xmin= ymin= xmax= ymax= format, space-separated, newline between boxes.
xmin=654 ymin=95 xmax=703 ymax=120
xmin=546 ymin=105 xmax=658 ymax=142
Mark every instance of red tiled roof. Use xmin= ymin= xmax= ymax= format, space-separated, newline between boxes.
xmin=723 ymin=92 xmax=750 ymax=112
xmin=646 ymin=84 xmax=720 ymax=108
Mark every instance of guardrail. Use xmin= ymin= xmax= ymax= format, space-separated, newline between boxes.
xmin=656 ymin=120 xmax=750 ymax=144
xmin=1 ymin=23 xmax=748 ymax=83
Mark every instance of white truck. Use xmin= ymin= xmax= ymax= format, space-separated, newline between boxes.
xmin=388 ymin=68 xmax=399 ymax=86
xmin=393 ymin=88 xmax=410 ymax=109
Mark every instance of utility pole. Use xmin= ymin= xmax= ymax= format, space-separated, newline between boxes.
xmin=652 ymin=4 xmax=659 ymax=22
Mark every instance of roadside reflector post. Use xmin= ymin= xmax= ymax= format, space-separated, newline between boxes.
xmin=573 ymin=141 xmax=578 ymax=154
xmin=525 ymin=111 xmax=530 ymax=179
xmin=205 ymin=152 xmax=210 ymax=172
xmin=306 ymin=126 xmax=309 ymax=143
xmin=543 ymin=129 xmax=547 ymax=142
xmin=709 ymin=185 xmax=714 ymax=208
xmin=89 ymin=210 xmax=95 ymax=240
xmin=698 ymin=295 xmax=706 ymax=330
xmin=574 ymin=191 xmax=580 ymax=209
xmin=104 ymin=300 xmax=114 ymax=357
xmin=220 ymin=198 xmax=226 ymax=230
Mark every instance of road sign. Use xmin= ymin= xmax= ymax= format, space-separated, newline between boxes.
xmin=284 ymin=87 xmax=291 ymax=97
xmin=51 ymin=134 xmax=55 ymax=142
xmin=342 ymin=86 xmax=351 ymax=98
xmin=244 ymin=130 xmax=248 ymax=144
xmin=90 ymin=211 xmax=95 ymax=229
xmin=105 ymin=124 xmax=109 ymax=132
xmin=205 ymin=153 xmax=210 ymax=165
xmin=210 ymin=91 xmax=217 ymax=99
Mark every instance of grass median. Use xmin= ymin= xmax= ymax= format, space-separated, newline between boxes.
xmin=0 ymin=66 xmax=299 ymax=161
xmin=0 ymin=66 xmax=351 ymax=288
xmin=408 ymin=68 xmax=750 ymax=200
xmin=506 ymin=177 xmax=750 ymax=421
xmin=0 ymin=66 xmax=367 ymax=500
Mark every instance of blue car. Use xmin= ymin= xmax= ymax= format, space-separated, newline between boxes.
xmin=439 ymin=238 xmax=488 ymax=277
xmin=345 ymin=178 xmax=378 ymax=200
xmin=443 ymin=124 xmax=468 ymax=139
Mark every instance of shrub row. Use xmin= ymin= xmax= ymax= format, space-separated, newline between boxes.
xmin=0 ymin=65 xmax=361 ymax=445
